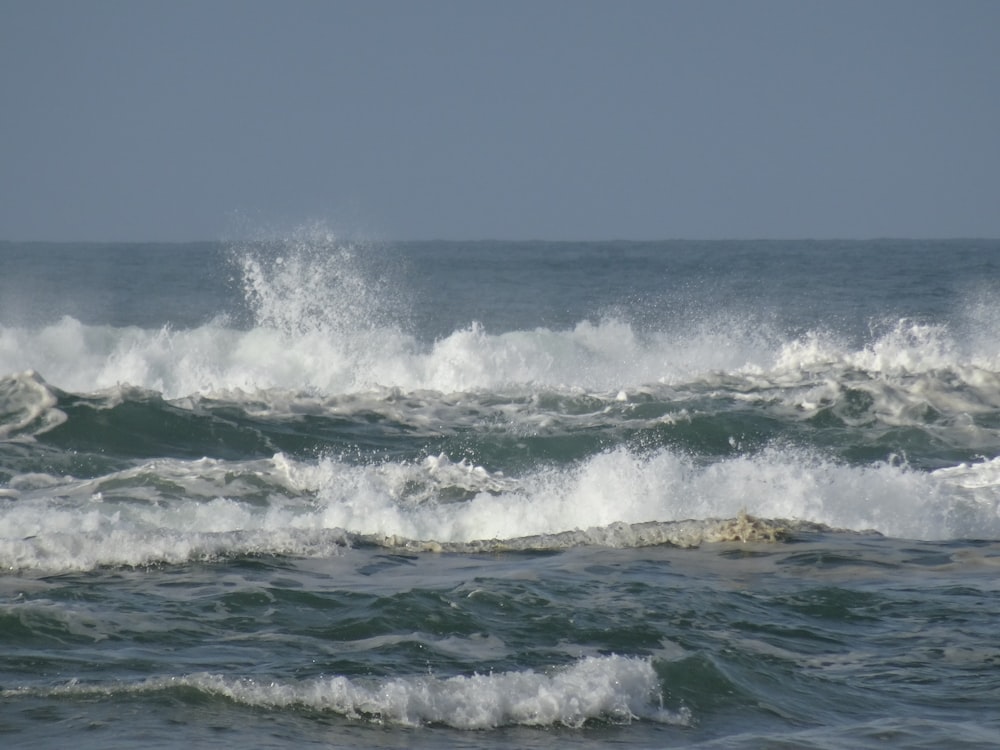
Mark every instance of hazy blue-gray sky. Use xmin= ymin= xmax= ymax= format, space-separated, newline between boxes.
xmin=2 ymin=0 xmax=998 ymax=241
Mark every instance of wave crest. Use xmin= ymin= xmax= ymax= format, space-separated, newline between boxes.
xmin=2 ymin=655 xmax=686 ymax=729
xmin=4 ymin=449 xmax=999 ymax=572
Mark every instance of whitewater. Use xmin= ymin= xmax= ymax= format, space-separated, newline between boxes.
xmin=1 ymin=235 xmax=999 ymax=748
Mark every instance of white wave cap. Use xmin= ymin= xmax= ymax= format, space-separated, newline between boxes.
xmin=2 ymin=655 xmax=687 ymax=729
xmin=3 ymin=446 xmax=1000 ymax=572
xmin=1 ymin=232 xmax=996 ymax=400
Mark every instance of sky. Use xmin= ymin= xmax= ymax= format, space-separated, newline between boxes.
xmin=1 ymin=0 xmax=999 ymax=242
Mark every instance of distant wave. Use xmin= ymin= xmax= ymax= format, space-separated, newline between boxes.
xmin=3 ymin=238 xmax=999 ymax=573
xmin=2 ymin=313 xmax=998 ymax=410
xmin=2 ymin=234 xmax=997 ymax=400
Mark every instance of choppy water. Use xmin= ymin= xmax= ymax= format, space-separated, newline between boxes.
xmin=1 ymin=234 xmax=999 ymax=748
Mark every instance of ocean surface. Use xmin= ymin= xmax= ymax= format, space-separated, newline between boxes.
xmin=1 ymin=234 xmax=999 ymax=748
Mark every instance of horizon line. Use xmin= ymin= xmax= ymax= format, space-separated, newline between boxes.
xmin=3 ymin=236 xmax=998 ymax=245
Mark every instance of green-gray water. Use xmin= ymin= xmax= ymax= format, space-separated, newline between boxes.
xmin=2 ymin=237 xmax=999 ymax=747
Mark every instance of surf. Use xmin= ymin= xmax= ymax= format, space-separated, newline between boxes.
xmin=4 ymin=445 xmax=999 ymax=573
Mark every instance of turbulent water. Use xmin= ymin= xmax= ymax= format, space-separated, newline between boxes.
xmin=1 ymin=234 xmax=999 ymax=748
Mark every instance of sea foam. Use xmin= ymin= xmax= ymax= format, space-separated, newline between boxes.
xmin=3 ymin=238 xmax=1000 ymax=573
xmin=1 ymin=234 xmax=998 ymax=407
xmin=1 ymin=654 xmax=685 ymax=729
xmin=2 ymin=310 xmax=998 ymax=413
xmin=3 ymin=447 xmax=998 ymax=572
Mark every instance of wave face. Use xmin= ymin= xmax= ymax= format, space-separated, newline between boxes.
xmin=2 ymin=236 xmax=1000 ymax=749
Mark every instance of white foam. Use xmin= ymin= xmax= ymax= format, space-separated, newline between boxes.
xmin=0 ymin=237 xmax=815 ymax=397
xmin=3 ymin=314 xmax=997 ymax=421
xmin=0 ymin=456 xmax=348 ymax=571
xmin=0 ymin=370 xmax=65 ymax=439
xmin=4 ymin=446 xmax=998 ymax=572
xmin=2 ymin=237 xmax=998 ymax=411
xmin=3 ymin=233 xmax=999 ymax=406
xmin=2 ymin=655 xmax=686 ymax=729
xmin=933 ymin=455 xmax=1000 ymax=490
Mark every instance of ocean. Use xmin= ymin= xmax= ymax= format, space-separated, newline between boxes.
xmin=1 ymin=234 xmax=998 ymax=748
